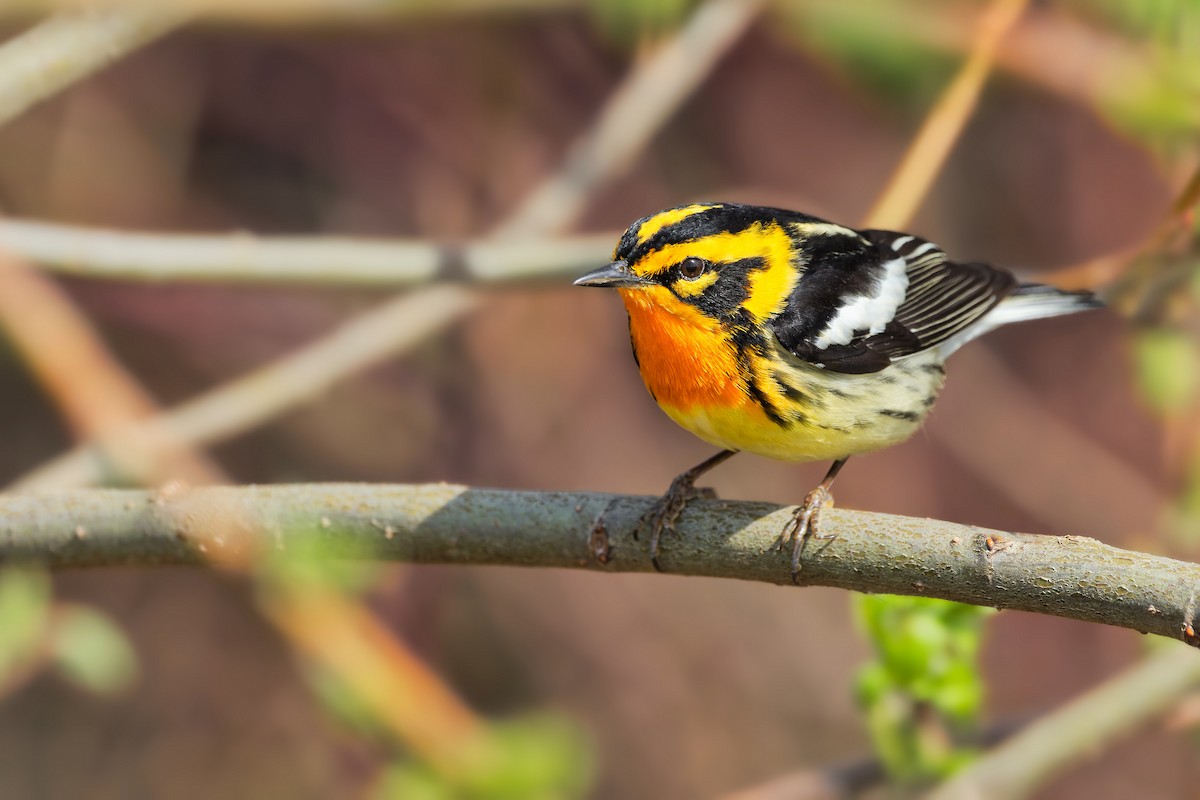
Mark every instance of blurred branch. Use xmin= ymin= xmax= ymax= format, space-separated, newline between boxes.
xmin=0 ymin=6 xmax=216 ymax=485
xmin=929 ymin=346 xmax=1165 ymax=539
xmin=4 ymin=484 xmax=1200 ymax=647
xmin=11 ymin=0 xmax=758 ymax=488
xmin=788 ymin=1 xmax=1149 ymax=116
xmin=725 ymin=718 xmax=1025 ymax=800
xmin=0 ymin=0 xmax=575 ymax=25
xmin=1044 ymin=159 xmax=1200 ymax=297
xmin=0 ymin=252 xmax=224 ymax=486
xmin=723 ymin=759 xmax=884 ymax=800
xmin=491 ymin=0 xmax=766 ymax=239
xmin=0 ymin=7 xmax=549 ymax=785
xmin=0 ymin=219 xmax=613 ymax=286
xmin=925 ymin=643 xmax=1200 ymax=800
xmin=863 ymin=0 xmax=1029 ymax=230
xmin=1106 ymin=160 xmax=1200 ymax=320
xmin=0 ymin=7 xmax=188 ymax=125
xmin=9 ymin=285 xmax=478 ymax=491
xmin=262 ymin=582 xmax=490 ymax=774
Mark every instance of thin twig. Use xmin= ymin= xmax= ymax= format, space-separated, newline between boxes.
xmin=928 ymin=346 xmax=1165 ymax=539
xmin=862 ymin=0 xmax=1030 ymax=230
xmin=924 ymin=643 xmax=1200 ymax=800
xmin=724 ymin=718 xmax=1026 ymax=800
xmin=11 ymin=0 xmax=762 ymax=487
xmin=9 ymin=286 xmax=479 ymax=491
xmin=0 ymin=7 xmax=189 ymax=126
xmin=1106 ymin=160 xmax=1200 ymax=319
xmin=491 ymin=0 xmax=766 ymax=239
xmin=0 ymin=0 xmax=575 ymax=25
xmin=0 ymin=219 xmax=614 ymax=286
xmin=261 ymin=581 xmax=492 ymax=773
xmin=0 ymin=11 xmax=498 ymax=772
xmin=3 ymin=484 xmax=1199 ymax=647
xmin=0 ymin=8 xmax=218 ymax=485
xmin=0 ymin=243 xmax=224 ymax=486
xmin=786 ymin=1 xmax=1148 ymax=117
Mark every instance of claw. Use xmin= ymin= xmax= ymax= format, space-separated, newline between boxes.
xmin=637 ymin=450 xmax=737 ymax=572
xmin=778 ymin=486 xmax=836 ymax=583
xmin=640 ymin=475 xmax=705 ymax=571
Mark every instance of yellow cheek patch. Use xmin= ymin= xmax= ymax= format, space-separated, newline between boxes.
xmin=671 ymin=269 xmax=719 ymax=298
xmin=635 ymin=204 xmax=717 ymax=246
xmin=743 ymin=224 xmax=801 ymax=323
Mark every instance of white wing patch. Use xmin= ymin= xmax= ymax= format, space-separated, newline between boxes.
xmin=814 ymin=257 xmax=909 ymax=349
xmin=889 ymin=235 xmax=913 ymax=251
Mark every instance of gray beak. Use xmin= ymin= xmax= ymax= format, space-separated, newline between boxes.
xmin=573 ymin=260 xmax=650 ymax=288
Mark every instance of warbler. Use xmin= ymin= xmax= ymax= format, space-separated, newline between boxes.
xmin=575 ymin=202 xmax=1102 ymax=580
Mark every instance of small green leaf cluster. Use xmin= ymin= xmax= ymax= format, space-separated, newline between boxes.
xmin=854 ymin=594 xmax=993 ymax=786
xmin=0 ymin=568 xmax=137 ymax=697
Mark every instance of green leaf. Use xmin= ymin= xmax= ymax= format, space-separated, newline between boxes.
xmin=0 ymin=569 xmax=52 ymax=679
xmin=1133 ymin=328 xmax=1200 ymax=413
xmin=853 ymin=595 xmax=993 ymax=786
xmin=50 ymin=606 xmax=138 ymax=696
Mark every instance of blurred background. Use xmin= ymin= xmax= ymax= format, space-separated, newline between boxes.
xmin=0 ymin=1 xmax=1196 ymax=797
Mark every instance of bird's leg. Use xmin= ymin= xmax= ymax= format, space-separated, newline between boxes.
xmin=779 ymin=458 xmax=847 ymax=583
xmin=639 ymin=449 xmax=736 ymax=572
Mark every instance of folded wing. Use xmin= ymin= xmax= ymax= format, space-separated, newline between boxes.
xmin=770 ymin=228 xmax=1017 ymax=374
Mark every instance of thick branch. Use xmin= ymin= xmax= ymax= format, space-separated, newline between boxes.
xmin=3 ymin=484 xmax=1198 ymax=646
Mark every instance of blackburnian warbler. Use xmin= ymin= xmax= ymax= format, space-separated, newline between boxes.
xmin=575 ymin=203 xmax=1102 ymax=580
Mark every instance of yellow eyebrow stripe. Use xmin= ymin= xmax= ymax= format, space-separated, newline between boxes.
xmin=635 ymin=204 xmax=718 ymax=245
xmin=638 ymin=223 xmax=799 ymax=323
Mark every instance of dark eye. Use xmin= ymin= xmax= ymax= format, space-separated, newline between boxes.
xmin=679 ymin=257 xmax=709 ymax=280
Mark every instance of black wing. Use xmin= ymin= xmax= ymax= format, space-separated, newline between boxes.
xmin=770 ymin=228 xmax=1017 ymax=374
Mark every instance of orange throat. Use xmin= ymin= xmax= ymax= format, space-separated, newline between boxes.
xmin=619 ymin=287 xmax=747 ymax=412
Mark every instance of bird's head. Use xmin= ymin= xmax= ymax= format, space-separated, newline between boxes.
xmin=575 ymin=203 xmax=820 ymax=326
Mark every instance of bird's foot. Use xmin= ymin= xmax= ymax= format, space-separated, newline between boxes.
xmin=777 ymin=487 xmax=836 ymax=583
xmin=637 ymin=475 xmax=718 ymax=572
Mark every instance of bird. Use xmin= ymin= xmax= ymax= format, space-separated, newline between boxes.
xmin=574 ymin=202 xmax=1103 ymax=581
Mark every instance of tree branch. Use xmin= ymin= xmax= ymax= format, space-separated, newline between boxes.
xmin=0 ymin=0 xmax=575 ymax=25
xmin=9 ymin=0 xmax=762 ymax=491
xmin=8 ymin=285 xmax=479 ymax=491
xmin=490 ymin=0 xmax=766 ymax=240
xmin=0 ymin=7 xmax=188 ymax=126
xmin=4 ymin=484 xmax=1198 ymax=647
xmin=924 ymin=643 xmax=1200 ymax=800
xmin=862 ymin=0 xmax=1029 ymax=230
xmin=0 ymin=219 xmax=614 ymax=286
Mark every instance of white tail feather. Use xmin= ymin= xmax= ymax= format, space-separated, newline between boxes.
xmin=936 ymin=285 xmax=1102 ymax=356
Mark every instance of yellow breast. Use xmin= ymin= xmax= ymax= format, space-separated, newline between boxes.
xmin=620 ymin=286 xmax=946 ymax=462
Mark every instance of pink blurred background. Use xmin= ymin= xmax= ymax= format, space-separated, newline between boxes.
xmin=0 ymin=4 xmax=1191 ymax=797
